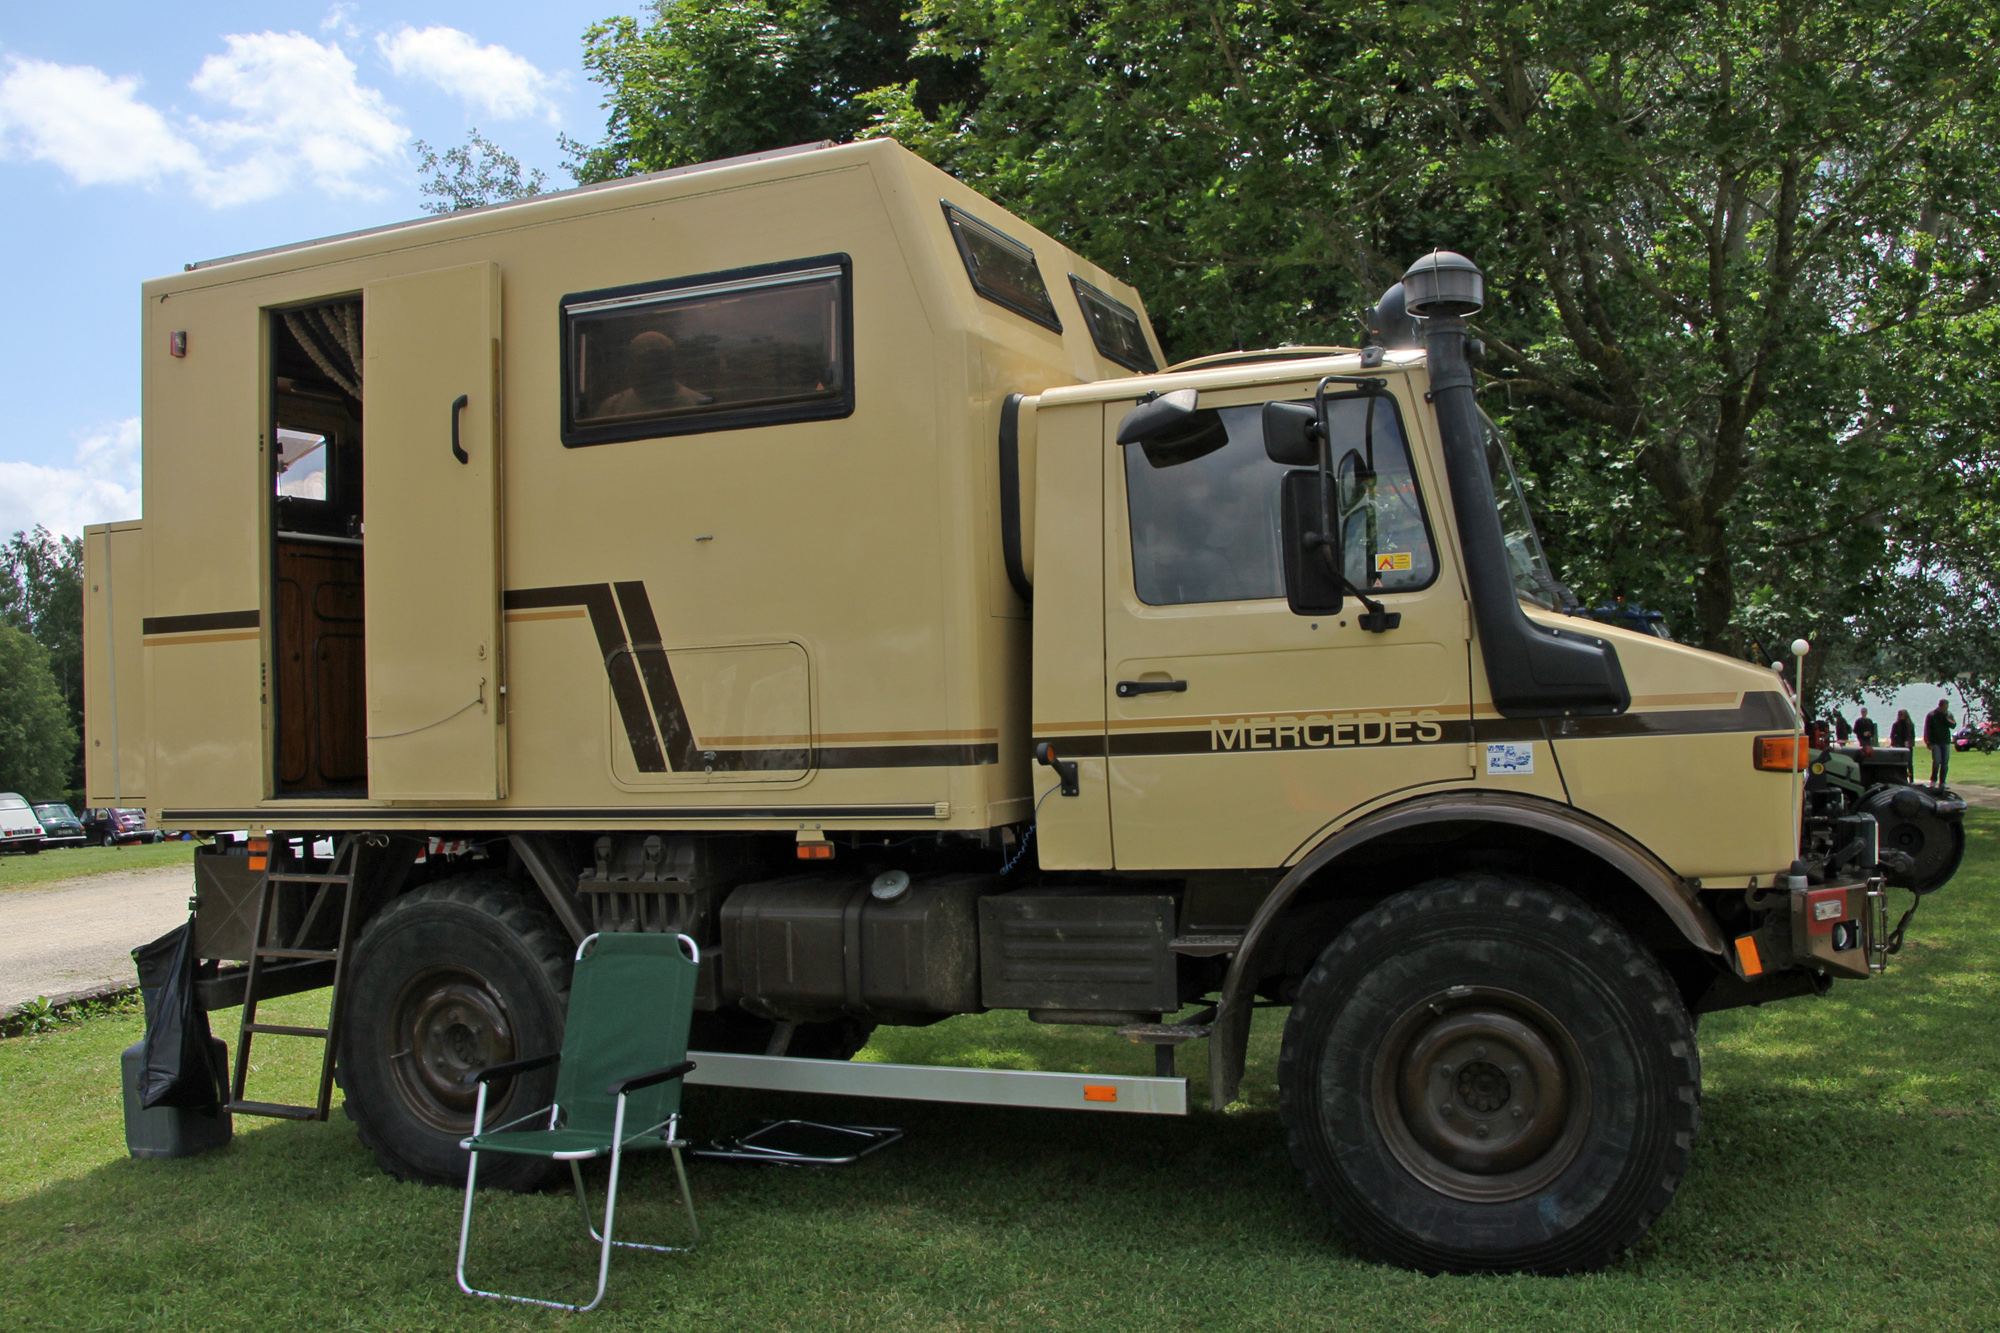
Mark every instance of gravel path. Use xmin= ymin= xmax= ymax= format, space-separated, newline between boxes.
xmin=0 ymin=866 xmax=194 ymax=1012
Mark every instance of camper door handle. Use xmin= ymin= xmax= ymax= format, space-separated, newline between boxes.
xmin=1116 ymin=679 xmax=1187 ymax=698
xmin=450 ymin=394 xmax=470 ymax=464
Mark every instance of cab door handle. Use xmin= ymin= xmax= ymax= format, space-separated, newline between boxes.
xmin=450 ymin=394 xmax=470 ymax=464
xmin=1116 ymin=679 xmax=1187 ymax=698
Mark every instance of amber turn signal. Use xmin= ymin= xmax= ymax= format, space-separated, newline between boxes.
xmin=796 ymin=842 xmax=834 ymax=860
xmin=1752 ymin=735 xmax=1809 ymax=772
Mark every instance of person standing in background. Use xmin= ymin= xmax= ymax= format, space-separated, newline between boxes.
xmin=1890 ymin=709 xmax=1916 ymax=749
xmin=1832 ymin=710 xmax=1852 ymax=744
xmin=1854 ymin=708 xmax=1879 ymax=747
xmin=1924 ymin=698 xmax=1956 ymax=787
xmin=1890 ymin=708 xmax=1917 ymax=783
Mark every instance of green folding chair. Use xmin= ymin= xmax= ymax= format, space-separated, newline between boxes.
xmin=456 ymin=931 xmax=701 ymax=1313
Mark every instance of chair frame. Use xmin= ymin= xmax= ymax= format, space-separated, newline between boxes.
xmin=454 ymin=933 xmax=701 ymax=1313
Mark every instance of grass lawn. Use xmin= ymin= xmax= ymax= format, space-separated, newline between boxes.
xmin=0 ymin=840 xmax=194 ymax=892
xmin=1945 ymin=747 xmax=2000 ymax=788
xmin=3 ymin=817 xmax=1996 ymax=1331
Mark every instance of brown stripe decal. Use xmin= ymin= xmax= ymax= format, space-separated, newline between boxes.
xmin=504 ymin=585 xmax=665 ymax=771
xmin=613 ymin=581 xmax=701 ymax=770
xmin=142 ymin=609 xmax=259 ymax=635
xmin=502 ymin=582 xmax=997 ymax=773
xmin=1045 ymin=691 xmax=1791 ymax=759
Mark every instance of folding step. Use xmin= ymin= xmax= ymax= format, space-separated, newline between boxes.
xmin=222 ymin=1099 xmax=325 ymax=1122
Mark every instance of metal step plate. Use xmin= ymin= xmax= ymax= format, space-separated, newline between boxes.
xmin=684 ymin=1051 xmax=1188 ymax=1115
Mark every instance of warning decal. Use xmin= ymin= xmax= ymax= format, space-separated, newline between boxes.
xmin=1374 ymin=552 xmax=1413 ymax=573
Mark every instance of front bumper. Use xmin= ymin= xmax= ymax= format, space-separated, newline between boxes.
xmin=1733 ymin=876 xmax=1886 ymax=982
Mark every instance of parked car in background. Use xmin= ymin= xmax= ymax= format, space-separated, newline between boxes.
xmin=30 ymin=803 xmax=85 ymax=847
xmin=1955 ymin=720 xmax=1999 ymax=753
xmin=81 ymin=807 xmax=161 ymax=846
xmin=0 ymin=793 xmax=46 ymax=853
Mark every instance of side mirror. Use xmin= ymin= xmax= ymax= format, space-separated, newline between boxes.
xmin=1278 ymin=469 xmax=1343 ymax=615
xmin=1262 ymin=401 xmax=1321 ymax=466
xmin=1117 ymin=389 xmax=1229 ymax=468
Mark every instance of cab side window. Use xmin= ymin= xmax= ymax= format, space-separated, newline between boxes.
xmin=1123 ymin=395 xmax=1437 ymax=606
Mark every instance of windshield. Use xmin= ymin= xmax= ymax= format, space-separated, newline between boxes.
xmin=33 ymin=804 xmax=72 ymax=821
xmin=1479 ymin=411 xmax=1571 ymax=611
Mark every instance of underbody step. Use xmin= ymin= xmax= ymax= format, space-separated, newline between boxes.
xmin=1168 ymin=934 xmax=1242 ymax=957
xmin=228 ymin=837 xmax=361 ymax=1122
xmin=1117 ymin=1022 xmax=1213 ymax=1045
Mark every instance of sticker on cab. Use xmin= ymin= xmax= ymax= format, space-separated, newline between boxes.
xmin=1485 ymin=742 xmax=1535 ymax=776
xmin=1374 ymin=552 xmax=1413 ymax=573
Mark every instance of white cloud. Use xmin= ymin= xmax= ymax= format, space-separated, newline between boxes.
xmin=378 ymin=25 xmax=558 ymax=123
xmin=0 ymin=419 xmax=142 ymax=540
xmin=0 ymin=58 xmax=203 ymax=187
xmin=189 ymin=32 xmax=406 ymax=205
xmin=321 ymin=4 xmax=361 ymax=39
xmin=0 ymin=33 xmax=406 ymax=207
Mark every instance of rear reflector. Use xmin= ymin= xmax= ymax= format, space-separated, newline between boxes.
xmin=1734 ymin=935 xmax=1763 ymax=977
xmin=796 ymin=843 xmax=834 ymax=861
xmin=1083 ymin=1085 xmax=1118 ymax=1103
xmin=1753 ymin=735 xmax=1810 ymax=771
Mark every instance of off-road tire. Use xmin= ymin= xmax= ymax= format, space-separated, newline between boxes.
xmin=340 ymin=878 xmax=571 ymax=1190
xmin=1278 ymin=873 xmax=1699 ymax=1274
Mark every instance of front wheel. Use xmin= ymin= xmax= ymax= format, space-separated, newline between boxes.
xmin=1278 ymin=874 xmax=1699 ymax=1274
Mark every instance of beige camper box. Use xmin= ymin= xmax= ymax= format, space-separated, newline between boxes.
xmin=84 ymin=138 xmax=1960 ymax=1276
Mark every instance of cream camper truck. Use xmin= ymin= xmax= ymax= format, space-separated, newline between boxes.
xmin=85 ymin=139 xmax=1956 ymax=1275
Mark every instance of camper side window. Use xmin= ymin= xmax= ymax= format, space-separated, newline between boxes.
xmin=1069 ymin=275 xmax=1156 ymax=373
xmin=561 ymin=256 xmax=854 ymax=447
xmin=942 ymin=203 xmax=1062 ymax=333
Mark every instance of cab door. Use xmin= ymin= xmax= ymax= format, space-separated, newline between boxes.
xmin=1102 ymin=383 xmax=1472 ymax=870
xmin=362 ymin=262 xmax=505 ymax=800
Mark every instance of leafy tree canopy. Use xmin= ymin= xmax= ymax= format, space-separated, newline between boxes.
xmin=565 ymin=0 xmax=2000 ymax=719
xmin=414 ymin=129 xmax=549 ymax=214
xmin=0 ymin=622 xmax=77 ymax=801
xmin=2 ymin=525 xmax=83 ymax=728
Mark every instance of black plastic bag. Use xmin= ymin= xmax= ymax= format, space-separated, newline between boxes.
xmin=132 ymin=918 xmax=224 ymax=1110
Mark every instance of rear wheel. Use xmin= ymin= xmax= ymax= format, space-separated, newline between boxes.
xmin=340 ymin=878 xmax=571 ymax=1190
xmin=1278 ymin=873 xmax=1699 ymax=1274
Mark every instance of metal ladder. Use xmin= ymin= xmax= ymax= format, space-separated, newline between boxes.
xmin=226 ymin=836 xmax=360 ymax=1121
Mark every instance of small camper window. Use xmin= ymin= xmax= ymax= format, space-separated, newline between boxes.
xmin=562 ymin=255 xmax=854 ymax=446
xmin=1069 ymin=275 xmax=1156 ymax=373
xmin=941 ymin=203 xmax=1062 ymax=332
xmin=274 ymin=427 xmax=331 ymax=500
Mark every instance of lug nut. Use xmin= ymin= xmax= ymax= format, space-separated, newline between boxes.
xmin=1474 ymin=1125 xmax=1490 ymax=1139
xmin=1439 ymin=1105 xmax=1454 ymax=1117
xmin=1437 ymin=1063 xmax=1452 ymax=1078
xmin=1474 ymin=1043 xmax=1489 ymax=1058
xmin=1510 ymin=1107 xmax=1523 ymax=1119
xmin=1509 ymin=1066 xmax=1523 ymax=1079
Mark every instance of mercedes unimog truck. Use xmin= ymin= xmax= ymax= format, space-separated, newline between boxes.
xmin=84 ymin=138 xmax=1963 ymax=1275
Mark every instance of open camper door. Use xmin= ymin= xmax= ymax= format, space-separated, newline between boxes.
xmin=362 ymin=262 xmax=505 ymax=800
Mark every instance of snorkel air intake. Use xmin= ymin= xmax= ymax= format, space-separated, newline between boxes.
xmin=1395 ymin=252 xmax=1629 ymax=718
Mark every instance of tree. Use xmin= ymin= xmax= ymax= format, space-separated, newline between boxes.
xmin=564 ymin=0 xmax=980 ymax=184
xmin=0 ymin=623 xmax=76 ymax=800
xmin=414 ymin=129 xmax=549 ymax=214
xmin=1 ymin=526 xmax=84 ymax=776
xmin=564 ymin=0 xmax=2000 ymax=698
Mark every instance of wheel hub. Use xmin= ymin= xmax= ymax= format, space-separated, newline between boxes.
xmin=388 ymin=967 xmax=517 ymax=1133
xmin=1374 ymin=988 xmax=1591 ymax=1202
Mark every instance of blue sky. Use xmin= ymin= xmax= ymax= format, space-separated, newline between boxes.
xmin=0 ymin=2 xmax=616 ymax=538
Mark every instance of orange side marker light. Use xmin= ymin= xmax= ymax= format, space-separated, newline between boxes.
xmin=1084 ymin=1085 xmax=1117 ymax=1103
xmin=796 ymin=842 xmax=834 ymax=861
xmin=1734 ymin=934 xmax=1763 ymax=978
